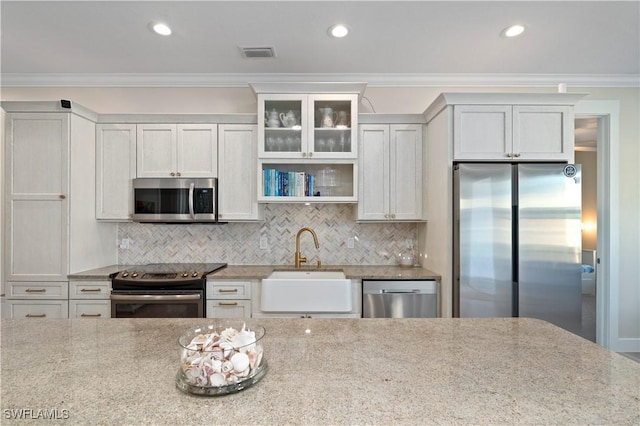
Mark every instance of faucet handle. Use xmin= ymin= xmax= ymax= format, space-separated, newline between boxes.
xmin=316 ymin=259 xmax=322 ymax=268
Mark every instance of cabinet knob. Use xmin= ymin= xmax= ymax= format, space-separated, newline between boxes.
xmin=514 ymin=153 xmax=521 ymax=158
xmin=176 ymin=172 xmax=181 ymax=176
xmin=506 ymin=153 xmax=513 ymax=158
xmin=170 ymin=172 xmax=176 ymax=177
xmin=308 ymin=152 xmax=313 ymax=157
xmin=301 ymin=152 xmax=307 ymax=158
xmin=391 ymin=214 xmax=396 ymax=219
xmin=59 ymin=194 xmax=66 ymax=199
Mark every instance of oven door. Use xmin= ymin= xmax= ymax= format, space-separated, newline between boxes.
xmin=110 ymin=290 xmax=204 ymax=318
xmin=132 ymin=178 xmax=217 ymax=223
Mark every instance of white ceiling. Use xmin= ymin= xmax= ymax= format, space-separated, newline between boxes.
xmin=1 ymin=1 xmax=639 ymax=87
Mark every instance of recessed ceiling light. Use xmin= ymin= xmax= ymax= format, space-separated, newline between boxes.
xmin=152 ymin=22 xmax=172 ymax=36
xmin=328 ymin=24 xmax=350 ymax=38
xmin=502 ymin=24 xmax=525 ymax=38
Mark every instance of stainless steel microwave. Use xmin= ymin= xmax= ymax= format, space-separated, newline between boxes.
xmin=132 ymin=178 xmax=219 ymax=223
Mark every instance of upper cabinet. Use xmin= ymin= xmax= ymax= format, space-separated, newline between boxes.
xmin=424 ymin=92 xmax=586 ymax=163
xmin=96 ymin=124 xmax=136 ymax=220
xmin=137 ymin=124 xmax=218 ymax=178
xmin=251 ymin=83 xmax=365 ymax=203
xmin=453 ymin=105 xmax=573 ymax=161
xmin=257 ymin=93 xmax=358 ymax=159
xmin=218 ymin=124 xmax=263 ymax=221
xmin=358 ymin=122 xmax=424 ymax=221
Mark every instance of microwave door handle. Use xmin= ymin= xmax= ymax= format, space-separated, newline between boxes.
xmin=188 ymin=182 xmax=195 ymax=219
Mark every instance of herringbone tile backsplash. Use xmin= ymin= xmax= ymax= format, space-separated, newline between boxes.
xmin=118 ymin=204 xmax=417 ymax=265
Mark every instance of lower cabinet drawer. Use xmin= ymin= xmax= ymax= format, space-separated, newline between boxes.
xmin=69 ymin=300 xmax=111 ymax=319
xmin=206 ymin=280 xmax=252 ymax=299
xmin=6 ymin=300 xmax=69 ymax=319
xmin=69 ymin=281 xmax=111 ymax=299
xmin=8 ymin=281 xmax=68 ymax=299
xmin=206 ymin=300 xmax=251 ymax=318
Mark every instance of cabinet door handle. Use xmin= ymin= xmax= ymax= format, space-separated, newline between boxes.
xmin=218 ymin=289 xmax=238 ymax=293
xmin=26 ymin=314 xmax=46 ymax=318
xmin=80 ymin=313 xmax=102 ymax=317
xmin=25 ymin=288 xmax=46 ymax=293
xmin=80 ymin=288 xmax=101 ymax=292
xmin=218 ymin=302 xmax=238 ymax=306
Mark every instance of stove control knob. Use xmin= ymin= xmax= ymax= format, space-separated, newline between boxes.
xmin=122 ymin=272 xmax=129 ymax=277
xmin=181 ymin=273 xmax=189 ymax=278
xmin=192 ymin=272 xmax=199 ymax=277
xmin=131 ymin=273 xmax=138 ymax=278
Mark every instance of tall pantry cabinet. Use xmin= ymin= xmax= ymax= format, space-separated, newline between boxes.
xmin=2 ymin=102 xmax=117 ymax=318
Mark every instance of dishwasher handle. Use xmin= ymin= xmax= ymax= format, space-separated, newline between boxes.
xmin=381 ymin=289 xmax=421 ymax=294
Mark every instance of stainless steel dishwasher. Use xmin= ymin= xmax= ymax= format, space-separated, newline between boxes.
xmin=362 ymin=280 xmax=439 ymax=318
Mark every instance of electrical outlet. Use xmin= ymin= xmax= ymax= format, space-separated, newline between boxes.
xmin=119 ymin=238 xmax=130 ymax=249
xmin=347 ymin=237 xmax=355 ymax=249
xmin=260 ymin=236 xmax=268 ymax=249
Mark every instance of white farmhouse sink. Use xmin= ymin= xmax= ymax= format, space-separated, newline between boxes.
xmin=261 ymin=270 xmax=352 ymax=313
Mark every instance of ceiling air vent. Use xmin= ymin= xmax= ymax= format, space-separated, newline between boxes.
xmin=240 ymin=46 xmax=276 ymax=59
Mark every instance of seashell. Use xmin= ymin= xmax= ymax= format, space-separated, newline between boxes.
xmin=209 ymin=373 xmax=226 ymax=387
xmin=231 ymin=352 xmax=250 ymax=373
xmin=191 ymin=333 xmax=207 ymax=344
xmin=219 ymin=341 xmax=234 ymax=358
xmin=211 ymin=359 xmax=222 ymax=373
xmin=236 ymin=366 xmax=251 ymax=378
xmin=231 ymin=329 xmax=256 ymax=352
xmin=222 ymin=360 xmax=233 ymax=373
xmin=220 ymin=327 xmax=237 ymax=342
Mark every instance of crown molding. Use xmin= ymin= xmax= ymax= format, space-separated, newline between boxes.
xmin=1 ymin=72 xmax=638 ymax=88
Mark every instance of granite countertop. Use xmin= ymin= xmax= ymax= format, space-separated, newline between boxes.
xmin=68 ymin=264 xmax=441 ymax=280
xmin=2 ymin=318 xmax=638 ymax=425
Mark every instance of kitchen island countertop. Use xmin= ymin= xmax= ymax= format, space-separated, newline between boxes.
xmin=1 ymin=318 xmax=638 ymax=425
xmin=68 ymin=264 xmax=441 ymax=280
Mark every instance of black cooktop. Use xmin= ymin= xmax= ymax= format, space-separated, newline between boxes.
xmin=131 ymin=263 xmax=227 ymax=274
xmin=111 ymin=263 xmax=227 ymax=289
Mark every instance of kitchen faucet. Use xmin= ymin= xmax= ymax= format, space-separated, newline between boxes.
xmin=294 ymin=227 xmax=320 ymax=268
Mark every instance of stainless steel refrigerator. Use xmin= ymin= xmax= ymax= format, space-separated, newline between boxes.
xmin=453 ymin=163 xmax=582 ymax=334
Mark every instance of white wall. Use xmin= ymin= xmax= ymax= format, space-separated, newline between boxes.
xmin=1 ymin=85 xmax=637 ymax=349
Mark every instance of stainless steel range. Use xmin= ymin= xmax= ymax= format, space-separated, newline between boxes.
xmin=111 ymin=263 xmax=227 ymax=318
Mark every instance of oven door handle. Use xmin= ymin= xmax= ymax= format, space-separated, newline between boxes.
xmin=110 ymin=294 xmax=201 ymax=302
xmin=188 ymin=182 xmax=195 ymax=219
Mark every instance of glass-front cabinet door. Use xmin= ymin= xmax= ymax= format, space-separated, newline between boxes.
xmin=258 ymin=93 xmax=357 ymax=159
xmin=258 ymin=94 xmax=306 ymax=158
xmin=308 ymin=94 xmax=357 ymax=158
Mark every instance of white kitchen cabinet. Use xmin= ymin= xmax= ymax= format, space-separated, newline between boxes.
xmin=358 ymin=124 xmax=424 ymax=221
xmin=69 ymin=300 xmax=110 ymax=319
xmin=218 ymin=124 xmax=263 ymax=221
xmin=453 ymin=104 xmax=574 ymax=161
xmin=255 ymin=91 xmax=359 ymax=203
xmin=206 ymin=279 xmax=253 ymax=318
xmin=96 ymin=123 xmax=136 ymax=220
xmin=2 ymin=102 xmax=117 ymax=319
xmin=137 ymin=124 xmax=218 ymax=178
xmin=5 ymin=300 xmax=69 ymax=319
xmin=257 ymin=93 xmax=358 ymax=159
xmin=258 ymin=159 xmax=357 ymax=203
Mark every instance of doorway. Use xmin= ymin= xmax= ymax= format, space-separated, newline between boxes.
xmin=575 ymin=100 xmax=620 ymax=351
xmin=575 ymin=117 xmax=598 ymax=342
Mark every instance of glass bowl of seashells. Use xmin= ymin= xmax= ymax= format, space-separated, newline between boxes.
xmin=175 ymin=321 xmax=267 ymax=396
